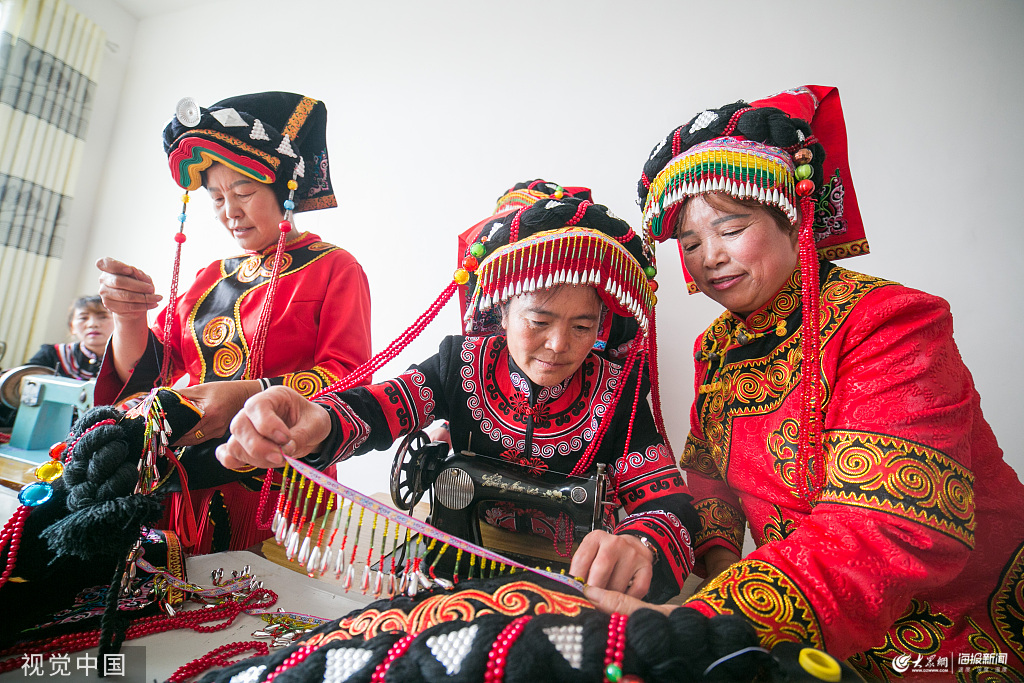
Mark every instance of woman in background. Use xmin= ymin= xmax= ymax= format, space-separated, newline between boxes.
xmin=27 ymin=295 xmax=112 ymax=379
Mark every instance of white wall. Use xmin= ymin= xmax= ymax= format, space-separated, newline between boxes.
xmin=67 ymin=0 xmax=1024 ymax=497
xmin=38 ymin=0 xmax=137 ymax=342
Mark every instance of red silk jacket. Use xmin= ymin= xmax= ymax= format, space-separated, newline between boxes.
xmin=682 ymin=262 xmax=1024 ymax=680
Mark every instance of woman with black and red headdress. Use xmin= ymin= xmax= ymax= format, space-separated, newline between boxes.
xmin=95 ymin=92 xmax=372 ymax=554
xmin=220 ymin=195 xmax=698 ymax=603
xmin=585 ymin=86 xmax=1024 ymax=679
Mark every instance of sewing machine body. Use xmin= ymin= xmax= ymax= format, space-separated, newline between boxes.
xmin=428 ymin=451 xmax=608 ymax=567
xmin=0 ymin=374 xmax=94 ymax=463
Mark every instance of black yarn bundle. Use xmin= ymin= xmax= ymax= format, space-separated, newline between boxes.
xmin=41 ymin=406 xmax=159 ymax=558
xmin=0 ymin=393 xmax=201 ymax=651
xmin=637 ymin=101 xmax=827 ymax=210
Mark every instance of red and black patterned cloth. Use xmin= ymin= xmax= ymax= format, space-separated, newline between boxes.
xmin=310 ymin=334 xmax=698 ymax=600
xmin=681 ymin=260 xmax=1024 ymax=678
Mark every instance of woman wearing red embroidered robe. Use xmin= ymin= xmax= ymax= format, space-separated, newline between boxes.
xmin=585 ymin=86 xmax=1024 ymax=680
xmin=221 ymin=197 xmax=698 ymax=602
xmin=95 ymin=93 xmax=371 ymax=554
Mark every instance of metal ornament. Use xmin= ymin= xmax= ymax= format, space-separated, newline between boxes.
xmin=175 ymin=97 xmax=201 ymax=127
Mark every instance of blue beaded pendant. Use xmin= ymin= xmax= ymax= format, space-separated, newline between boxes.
xmin=18 ymin=481 xmax=53 ymax=507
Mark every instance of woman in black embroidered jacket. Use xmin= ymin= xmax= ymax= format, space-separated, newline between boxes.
xmin=221 ymin=196 xmax=698 ymax=602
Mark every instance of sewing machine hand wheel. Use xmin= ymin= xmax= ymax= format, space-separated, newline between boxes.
xmin=391 ymin=430 xmax=447 ymax=511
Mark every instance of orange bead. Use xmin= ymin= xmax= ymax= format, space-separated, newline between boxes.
xmin=462 ymin=256 xmax=479 ymax=272
xmin=48 ymin=442 xmax=67 ymax=461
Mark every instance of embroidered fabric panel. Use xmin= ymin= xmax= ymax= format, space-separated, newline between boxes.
xmin=818 ymin=429 xmax=976 ymax=547
xmin=304 ymin=580 xmax=591 ymax=644
xmin=989 ymin=540 xmax=1024 ymax=658
xmin=458 ymin=336 xmax=618 ymax=459
xmin=692 ymin=498 xmax=745 ymax=554
xmin=681 ymin=433 xmax=719 ymax=480
xmin=847 ymin=598 xmax=954 ymax=680
xmin=363 ymin=370 xmax=437 ymax=442
xmin=282 ymin=366 xmax=340 ymax=398
xmin=190 ymin=240 xmax=339 ymax=383
xmin=686 ymin=559 xmax=824 ymax=650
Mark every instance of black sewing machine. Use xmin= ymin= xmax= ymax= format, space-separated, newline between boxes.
xmin=391 ymin=431 xmax=609 ymax=570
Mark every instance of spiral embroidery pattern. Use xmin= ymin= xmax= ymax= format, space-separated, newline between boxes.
xmin=690 ymin=559 xmax=823 ymax=649
xmin=212 ymin=342 xmax=244 ymax=377
xmin=285 ymin=370 xmax=326 ymax=398
xmin=819 ymin=429 xmax=975 ymax=547
xmin=693 ymin=498 xmax=745 ymax=551
xmin=202 ymin=316 xmax=235 ymax=348
xmin=302 ymin=581 xmax=591 ymax=646
xmin=236 ymin=255 xmax=263 ymax=283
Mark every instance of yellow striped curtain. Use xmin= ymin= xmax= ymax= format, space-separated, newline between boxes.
xmin=0 ymin=0 xmax=105 ymax=365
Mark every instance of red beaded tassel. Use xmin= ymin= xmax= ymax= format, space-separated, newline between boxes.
xmin=603 ymin=612 xmax=628 ymax=682
xmin=160 ymin=192 xmax=190 ymax=386
xmin=795 ymin=194 xmax=825 ymax=503
xmin=166 ymin=641 xmax=269 ymax=683
xmin=483 ymin=616 xmax=532 ymax=683
xmin=570 ymin=337 xmax=642 ymax=477
xmin=370 ymin=633 xmax=416 ymax=683
xmin=646 ymin=306 xmax=672 ymax=452
xmin=314 ymin=281 xmax=458 ymax=397
xmin=0 ymin=505 xmax=29 ymax=589
xmin=246 ymin=219 xmax=290 ymax=380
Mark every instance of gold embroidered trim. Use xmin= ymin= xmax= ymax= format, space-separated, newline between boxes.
xmin=819 ymin=429 xmax=976 ymax=547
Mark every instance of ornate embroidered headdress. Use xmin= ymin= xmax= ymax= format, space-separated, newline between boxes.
xmin=157 ymin=92 xmax=336 ymax=382
xmin=455 ymin=180 xmax=593 ymax=328
xmin=638 ymin=85 xmax=865 ymax=502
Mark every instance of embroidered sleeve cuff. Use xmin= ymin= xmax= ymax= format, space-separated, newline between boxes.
xmin=308 ymin=394 xmax=372 ymax=469
xmin=614 ymin=509 xmax=696 ymax=591
xmin=693 ymin=498 xmax=745 ymax=556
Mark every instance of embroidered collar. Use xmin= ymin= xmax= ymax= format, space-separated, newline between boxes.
xmin=506 ymin=356 xmax=573 ymax=405
xmin=246 ymin=230 xmax=315 ymax=256
xmin=728 ymin=267 xmax=802 ymax=336
xmin=78 ymin=342 xmax=99 ymax=364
